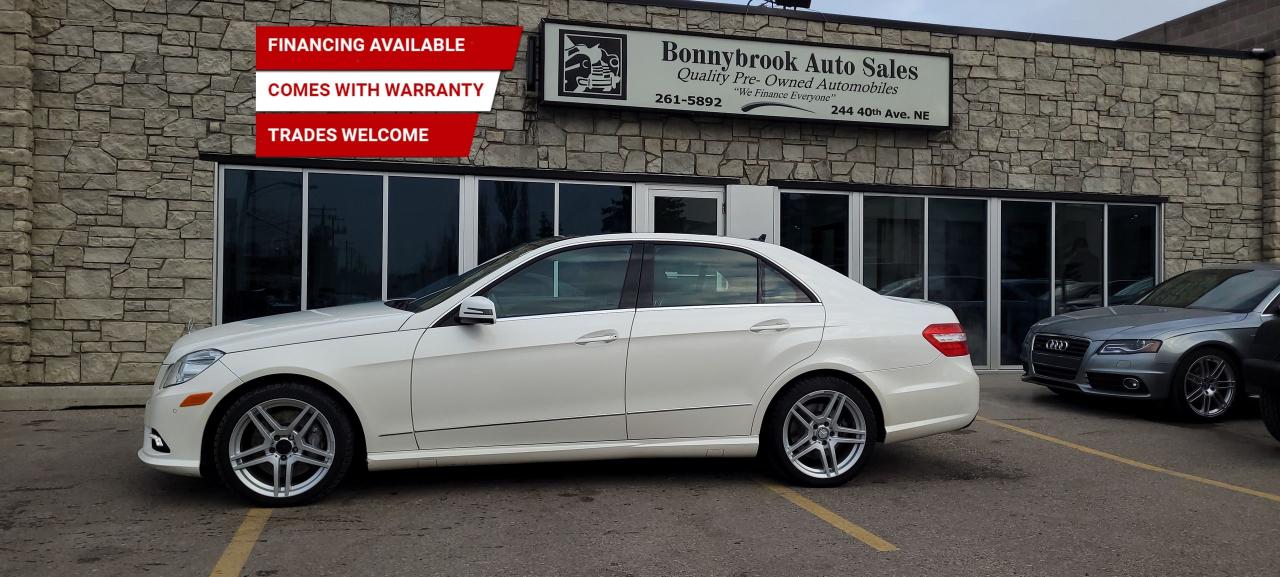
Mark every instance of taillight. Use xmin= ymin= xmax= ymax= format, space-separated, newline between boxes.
xmin=923 ymin=323 xmax=969 ymax=357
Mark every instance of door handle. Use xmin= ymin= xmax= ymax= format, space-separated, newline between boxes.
xmin=749 ymin=319 xmax=791 ymax=333
xmin=576 ymin=329 xmax=619 ymax=345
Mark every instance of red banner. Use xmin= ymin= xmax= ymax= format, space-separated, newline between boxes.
xmin=256 ymin=26 xmax=522 ymax=71
xmin=255 ymin=113 xmax=478 ymax=158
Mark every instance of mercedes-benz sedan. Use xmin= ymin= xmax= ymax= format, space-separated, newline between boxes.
xmin=1023 ymin=264 xmax=1280 ymax=421
xmin=140 ymin=234 xmax=979 ymax=506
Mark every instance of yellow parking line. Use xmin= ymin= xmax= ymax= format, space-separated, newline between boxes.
xmin=760 ymin=481 xmax=898 ymax=552
xmin=976 ymin=416 xmax=1280 ymax=504
xmin=209 ymin=508 xmax=273 ymax=577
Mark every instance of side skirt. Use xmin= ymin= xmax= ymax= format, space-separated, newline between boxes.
xmin=365 ymin=436 xmax=759 ymax=471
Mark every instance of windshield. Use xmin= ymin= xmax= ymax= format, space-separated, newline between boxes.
xmin=1138 ymin=268 xmax=1280 ymax=312
xmin=402 ymin=237 xmax=563 ymax=313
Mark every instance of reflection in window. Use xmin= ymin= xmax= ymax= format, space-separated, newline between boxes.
xmin=864 ymin=196 xmax=923 ymax=297
xmin=478 ymin=180 xmax=555 ymax=262
xmin=781 ymin=193 xmax=849 ymax=275
xmin=928 ymin=198 xmax=988 ymax=366
xmin=761 ymin=263 xmax=812 ymax=304
xmin=651 ymin=245 xmax=757 ymax=307
xmin=1108 ymin=206 xmax=1157 ymax=305
xmin=1000 ymin=201 xmax=1051 ymax=365
xmin=307 ymin=173 xmax=384 ymax=309
xmin=1055 ymin=204 xmax=1104 ymax=314
xmin=221 ymin=170 xmax=302 ymax=323
xmin=485 ymin=244 xmax=633 ymax=318
xmin=559 ymin=184 xmax=631 ymax=236
xmin=387 ymin=177 xmax=459 ymax=299
xmin=654 ymin=196 xmax=718 ymax=235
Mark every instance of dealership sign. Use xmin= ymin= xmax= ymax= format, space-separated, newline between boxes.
xmin=540 ymin=21 xmax=951 ymax=128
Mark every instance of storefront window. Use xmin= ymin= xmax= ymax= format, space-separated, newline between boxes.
xmin=221 ymin=169 xmax=302 ymax=323
xmin=654 ymin=196 xmax=718 ymax=235
xmin=781 ymin=193 xmax=849 ymax=275
xmin=307 ymin=173 xmax=384 ymax=309
xmin=1055 ymin=204 xmax=1104 ymax=314
xmin=1108 ymin=206 xmax=1157 ymax=305
xmin=1000 ymin=201 xmax=1051 ymax=365
xmin=478 ymin=180 xmax=555 ymax=262
xmin=558 ymin=184 xmax=631 ymax=236
xmin=864 ymin=196 xmax=923 ymax=297
xmin=928 ymin=198 xmax=987 ymax=366
xmin=387 ymin=177 xmax=459 ymax=299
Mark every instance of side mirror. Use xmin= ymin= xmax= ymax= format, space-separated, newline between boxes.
xmin=458 ymin=295 xmax=496 ymax=325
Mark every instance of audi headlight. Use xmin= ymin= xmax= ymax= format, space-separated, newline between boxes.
xmin=1098 ymin=340 xmax=1161 ymax=354
xmin=163 ymin=349 xmax=224 ymax=387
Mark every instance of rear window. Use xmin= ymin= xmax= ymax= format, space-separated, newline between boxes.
xmin=1139 ymin=268 xmax=1280 ymax=312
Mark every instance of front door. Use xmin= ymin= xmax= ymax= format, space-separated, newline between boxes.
xmin=411 ymin=243 xmax=640 ymax=449
xmin=639 ymin=185 xmax=723 ymax=235
xmin=625 ymin=243 xmax=825 ymax=439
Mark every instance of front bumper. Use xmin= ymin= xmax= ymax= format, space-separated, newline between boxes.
xmin=1021 ymin=335 xmax=1177 ymax=399
xmin=138 ymin=360 xmax=243 ymax=478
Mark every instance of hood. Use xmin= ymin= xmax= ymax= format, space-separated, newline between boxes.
xmin=163 ymin=301 xmax=414 ymax=363
xmin=1031 ymin=305 xmax=1247 ymax=340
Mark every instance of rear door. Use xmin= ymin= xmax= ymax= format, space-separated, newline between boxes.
xmin=624 ymin=243 xmax=824 ymax=439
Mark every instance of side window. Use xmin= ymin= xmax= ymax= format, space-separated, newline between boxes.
xmin=651 ymin=245 xmax=758 ymax=307
xmin=485 ymin=244 xmax=633 ymax=318
xmin=762 ymin=263 xmax=812 ymax=304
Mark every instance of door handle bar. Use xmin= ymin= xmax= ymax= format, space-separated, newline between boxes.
xmin=749 ymin=320 xmax=791 ymax=333
xmin=576 ymin=330 xmax=619 ymax=345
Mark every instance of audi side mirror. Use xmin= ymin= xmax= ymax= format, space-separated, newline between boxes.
xmin=458 ymin=296 xmax=497 ymax=325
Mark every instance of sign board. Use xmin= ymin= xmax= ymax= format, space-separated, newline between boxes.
xmin=539 ymin=20 xmax=951 ymax=128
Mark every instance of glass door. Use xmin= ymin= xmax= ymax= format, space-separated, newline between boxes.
xmin=638 ymin=185 xmax=723 ymax=235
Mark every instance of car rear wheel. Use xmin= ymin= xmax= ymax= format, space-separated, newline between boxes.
xmin=213 ymin=382 xmax=355 ymax=506
xmin=763 ymin=377 xmax=877 ymax=487
xmin=1168 ymin=348 xmax=1238 ymax=422
xmin=1261 ymin=389 xmax=1280 ymax=442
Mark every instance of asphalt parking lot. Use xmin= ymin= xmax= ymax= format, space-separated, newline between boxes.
xmin=2 ymin=373 xmax=1278 ymax=577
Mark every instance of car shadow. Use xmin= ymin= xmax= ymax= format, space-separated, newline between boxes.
xmin=1027 ymin=388 xmax=1262 ymax=424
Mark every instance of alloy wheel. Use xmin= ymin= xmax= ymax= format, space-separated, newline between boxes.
xmin=781 ymin=390 xmax=868 ymax=479
xmin=228 ymin=399 xmax=336 ymax=498
xmin=1183 ymin=355 xmax=1236 ymax=419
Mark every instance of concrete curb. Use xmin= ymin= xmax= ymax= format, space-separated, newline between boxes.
xmin=0 ymin=385 xmax=151 ymax=411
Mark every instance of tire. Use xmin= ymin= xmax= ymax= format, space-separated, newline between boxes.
xmin=762 ymin=376 xmax=878 ymax=487
xmin=1166 ymin=348 xmax=1240 ymax=422
xmin=213 ymin=382 xmax=355 ymax=507
xmin=1261 ymin=389 xmax=1280 ymax=443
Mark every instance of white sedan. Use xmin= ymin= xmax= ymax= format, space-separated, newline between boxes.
xmin=140 ymin=234 xmax=979 ymax=505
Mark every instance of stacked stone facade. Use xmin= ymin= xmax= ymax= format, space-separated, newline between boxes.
xmin=1 ymin=0 xmax=1275 ymax=388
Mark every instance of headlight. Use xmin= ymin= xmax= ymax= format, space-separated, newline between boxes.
xmin=163 ymin=349 xmax=224 ymax=387
xmin=1098 ymin=340 xmax=1161 ymax=354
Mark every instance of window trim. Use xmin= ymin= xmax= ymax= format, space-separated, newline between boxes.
xmin=637 ymin=241 xmax=820 ymax=309
xmin=433 ymin=241 xmax=645 ymax=326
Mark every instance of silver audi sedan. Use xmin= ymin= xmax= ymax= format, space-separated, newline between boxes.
xmin=1022 ymin=264 xmax=1280 ymax=421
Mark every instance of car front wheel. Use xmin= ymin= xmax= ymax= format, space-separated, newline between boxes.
xmin=763 ymin=377 xmax=877 ymax=487
xmin=213 ymin=382 xmax=354 ymax=506
xmin=1168 ymin=348 xmax=1239 ymax=422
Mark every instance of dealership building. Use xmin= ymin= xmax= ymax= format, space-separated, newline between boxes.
xmin=0 ymin=0 xmax=1277 ymax=404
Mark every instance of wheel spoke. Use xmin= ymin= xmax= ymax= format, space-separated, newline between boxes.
xmin=246 ymin=409 xmax=274 ymax=439
xmin=233 ymin=454 xmax=274 ymax=471
xmin=826 ymin=444 xmax=840 ymax=474
xmin=1187 ymin=386 xmax=1205 ymax=404
xmin=299 ymin=440 xmax=334 ymax=461
xmin=823 ymin=393 xmax=845 ymax=419
xmin=1186 ymin=372 xmax=1203 ymax=385
xmin=294 ymin=453 xmax=330 ymax=469
xmin=789 ymin=407 xmax=815 ymax=428
xmin=1208 ymin=360 xmax=1227 ymax=381
xmin=283 ymin=458 xmax=294 ymax=497
xmin=231 ymin=442 xmax=270 ymax=461
xmin=288 ymin=406 xmax=314 ymax=434
xmin=271 ymin=458 xmax=281 ymax=497
xmin=816 ymin=442 xmax=831 ymax=475
xmin=255 ymin=406 xmax=284 ymax=433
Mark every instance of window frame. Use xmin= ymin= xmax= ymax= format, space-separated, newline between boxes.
xmin=476 ymin=241 xmax=644 ymax=320
xmin=637 ymin=241 xmax=820 ymax=309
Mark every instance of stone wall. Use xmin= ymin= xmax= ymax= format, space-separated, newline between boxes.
xmin=12 ymin=0 xmax=1270 ymax=386
xmin=0 ymin=0 xmax=34 ymax=385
